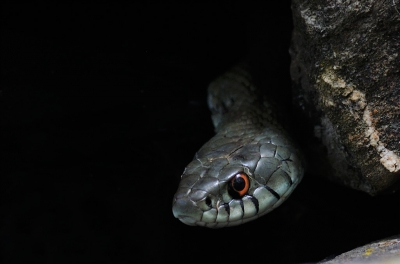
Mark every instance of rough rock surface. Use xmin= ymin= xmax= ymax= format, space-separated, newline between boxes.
xmin=290 ymin=0 xmax=400 ymax=195
xmin=318 ymin=234 xmax=400 ymax=263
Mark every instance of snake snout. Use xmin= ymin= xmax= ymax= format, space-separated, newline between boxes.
xmin=172 ymin=197 xmax=202 ymax=225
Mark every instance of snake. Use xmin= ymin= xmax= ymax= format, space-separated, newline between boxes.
xmin=172 ymin=64 xmax=305 ymax=228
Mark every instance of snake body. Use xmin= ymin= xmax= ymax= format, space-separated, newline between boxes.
xmin=172 ymin=64 xmax=304 ymax=228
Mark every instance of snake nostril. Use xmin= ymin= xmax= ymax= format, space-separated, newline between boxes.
xmin=205 ymin=197 xmax=212 ymax=207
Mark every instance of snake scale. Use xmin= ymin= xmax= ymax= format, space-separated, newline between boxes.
xmin=172 ymin=64 xmax=304 ymax=228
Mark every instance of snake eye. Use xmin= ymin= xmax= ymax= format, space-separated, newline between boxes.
xmin=228 ymin=173 xmax=249 ymax=199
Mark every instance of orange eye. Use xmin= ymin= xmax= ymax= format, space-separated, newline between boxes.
xmin=228 ymin=173 xmax=249 ymax=199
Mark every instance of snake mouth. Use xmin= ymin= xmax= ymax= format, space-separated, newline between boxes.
xmin=172 ymin=179 xmax=302 ymax=228
xmin=181 ymin=215 xmax=259 ymax=228
xmin=175 ymin=215 xmax=197 ymax=226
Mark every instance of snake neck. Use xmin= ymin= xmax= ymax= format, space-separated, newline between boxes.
xmin=207 ymin=64 xmax=277 ymax=134
xmin=172 ymin=63 xmax=305 ymax=228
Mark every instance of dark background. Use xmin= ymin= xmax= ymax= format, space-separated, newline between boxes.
xmin=2 ymin=2 xmax=400 ymax=263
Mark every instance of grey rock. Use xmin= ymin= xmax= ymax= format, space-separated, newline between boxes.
xmin=318 ymin=234 xmax=400 ymax=263
xmin=290 ymin=0 xmax=400 ymax=195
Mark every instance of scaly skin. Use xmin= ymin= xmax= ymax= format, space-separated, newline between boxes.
xmin=172 ymin=64 xmax=304 ymax=228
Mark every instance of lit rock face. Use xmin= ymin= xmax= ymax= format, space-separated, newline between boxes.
xmin=290 ymin=0 xmax=400 ymax=195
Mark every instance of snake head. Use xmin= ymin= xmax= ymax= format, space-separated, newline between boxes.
xmin=172 ymin=127 xmax=304 ymax=228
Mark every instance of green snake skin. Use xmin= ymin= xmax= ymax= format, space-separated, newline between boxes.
xmin=172 ymin=64 xmax=304 ymax=228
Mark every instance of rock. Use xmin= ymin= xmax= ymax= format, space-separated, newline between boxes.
xmin=290 ymin=0 xmax=400 ymax=195
xmin=318 ymin=234 xmax=400 ymax=263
